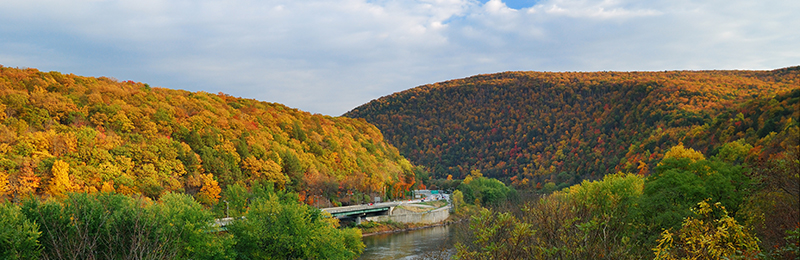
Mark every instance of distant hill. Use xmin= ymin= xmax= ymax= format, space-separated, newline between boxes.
xmin=0 ymin=66 xmax=417 ymax=206
xmin=345 ymin=67 xmax=799 ymax=188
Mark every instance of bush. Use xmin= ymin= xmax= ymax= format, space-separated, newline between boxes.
xmin=457 ymin=171 xmax=516 ymax=207
xmin=19 ymin=192 xmax=228 ymax=260
xmin=0 ymin=203 xmax=41 ymax=260
xmin=638 ymin=157 xmax=751 ymax=244
xmin=228 ymin=193 xmax=364 ymax=259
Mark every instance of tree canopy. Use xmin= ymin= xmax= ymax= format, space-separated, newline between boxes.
xmin=0 ymin=66 xmax=418 ymax=206
xmin=345 ymin=67 xmax=799 ymax=190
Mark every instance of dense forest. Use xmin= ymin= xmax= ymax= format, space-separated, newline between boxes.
xmin=345 ymin=67 xmax=799 ymax=190
xmin=347 ymin=67 xmax=799 ymax=259
xmin=0 ymin=66 xmax=420 ymax=207
xmin=1 ymin=65 xmax=797 ymax=259
xmin=451 ymin=140 xmax=798 ymax=259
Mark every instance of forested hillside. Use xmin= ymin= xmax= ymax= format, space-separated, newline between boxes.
xmin=0 ymin=66 xmax=418 ymax=206
xmin=345 ymin=67 xmax=799 ymax=189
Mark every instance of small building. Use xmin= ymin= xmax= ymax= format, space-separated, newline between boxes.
xmin=412 ymin=190 xmax=442 ymax=199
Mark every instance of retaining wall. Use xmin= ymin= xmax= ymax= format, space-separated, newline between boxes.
xmin=365 ymin=206 xmax=450 ymax=224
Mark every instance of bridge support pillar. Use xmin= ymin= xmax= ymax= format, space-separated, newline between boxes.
xmin=356 ymin=215 xmax=362 ymax=225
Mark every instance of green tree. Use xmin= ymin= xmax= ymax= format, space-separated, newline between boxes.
xmin=456 ymin=173 xmax=647 ymax=260
xmin=563 ymin=172 xmax=644 ymax=258
xmin=228 ymin=193 xmax=364 ymax=259
xmin=19 ymin=192 xmax=229 ymax=260
xmin=0 ymin=203 xmax=41 ymax=260
xmin=216 ymin=182 xmax=249 ymax=218
xmin=457 ymin=175 xmax=516 ymax=206
xmin=21 ymin=192 xmax=115 ymax=259
xmin=156 ymin=192 xmax=233 ymax=259
xmin=713 ymin=139 xmax=753 ymax=164
xmin=638 ymin=156 xmax=751 ymax=246
xmin=455 ymin=208 xmax=536 ymax=259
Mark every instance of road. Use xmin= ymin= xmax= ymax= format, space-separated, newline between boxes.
xmin=320 ymin=195 xmax=449 ymax=215
xmin=213 ymin=195 xmax=450 ymax=229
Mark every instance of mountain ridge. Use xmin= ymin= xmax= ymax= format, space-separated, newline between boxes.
xmin=0 ymin=65 xmax=418 ymax=206
xmin=345 ymin=67 xmax=799 ymax=188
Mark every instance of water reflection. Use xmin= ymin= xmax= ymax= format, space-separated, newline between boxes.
xmin=359 ymin=225 xmax=454 ymax=260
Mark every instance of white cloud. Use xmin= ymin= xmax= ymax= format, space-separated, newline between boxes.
xmin=0 ymin=0 xmax=797 ymax=115
xmin=529 ymin=0 xmax=661 ymax=19
xmin=484 ymin=0 xmax=516 ymax=14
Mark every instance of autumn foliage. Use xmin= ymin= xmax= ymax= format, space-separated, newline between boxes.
xmin=0 ymin=66 xmax=416 ymax=205
xmin=346 ymin=67 xmax=799 ymax=189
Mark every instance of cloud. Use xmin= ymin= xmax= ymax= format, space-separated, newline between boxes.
xmin=527 ymin=0 xmax=661 ymax=19
xmin=1 ymin=0 xmax=797 ymax=115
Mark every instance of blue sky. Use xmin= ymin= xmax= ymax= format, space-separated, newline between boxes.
xmin=1 ymin=0 xmax=797 ymax=115
xmin=483 ymin=0 xmax=539 ymax=9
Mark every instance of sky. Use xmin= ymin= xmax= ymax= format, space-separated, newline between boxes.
xmin=1 ymin=0 xmax=797 ymax=116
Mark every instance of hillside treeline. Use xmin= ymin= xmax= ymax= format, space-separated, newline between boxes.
xmin=0 ymin=66 xmax=418 ymax=207
xmin=452 ymin=142 xmax=798 ymax=259
xmin=345 ymin=67 xmax=799 ymax=189
xmin=1 ymin=185 xmax=364 ymax=259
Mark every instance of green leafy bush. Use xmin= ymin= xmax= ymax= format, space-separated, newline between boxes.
xmin=19 ymin=192 xmax=228 ymax=260
xmin=0 ymin=203 xmax=41 ymax=260
xmin=227 ymin=193 xmax=364 ymax=259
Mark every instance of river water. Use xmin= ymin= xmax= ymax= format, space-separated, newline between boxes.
xmin=358 ymin=225 xmax=455 ymax=260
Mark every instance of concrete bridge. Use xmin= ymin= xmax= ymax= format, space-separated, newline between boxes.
xmin=212 ymin=197 xmax=448 ymax=230
xmin=320 ymin=201 xmax=404 ymax=225
xmin=211 ymin=200 xmax=405 ymax=230
xmin=320 ymin=196 xmax=450 ymax=225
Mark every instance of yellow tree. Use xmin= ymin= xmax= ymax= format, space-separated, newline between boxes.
xmin=463 ymin=169 xmax=483 ymax=185
xmin=451 ymin=190 xmax=465 ymax=213
xmin=0 ymin=171 xmax=9 ymax=198
xmin=241 ymin=157 xmax=288 ymax=190
xmin=47 ymin=160 xmax=76 ymax=197
xmin=196 ymin=173 xmax=221 ymax=206
xmin=661 ymin=143 xmax=705 ymax=164
xmin=100 ymin=181 xmax=116 ymax=193
xmin=653 ymin=199 xmax=760 ymax=260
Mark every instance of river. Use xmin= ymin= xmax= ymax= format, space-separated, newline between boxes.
xmin=358 ymin=225 xmax=455 ymax=260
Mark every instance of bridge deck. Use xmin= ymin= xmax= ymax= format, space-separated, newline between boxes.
xmin=320 ymin=201 xmax=402 ymax=217
xmin=211 ymin=198 xmax=447 ymax=231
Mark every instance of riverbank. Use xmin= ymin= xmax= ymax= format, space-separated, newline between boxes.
xmin=354 ymin=199 xmax=469 ymax=237
xmin=357 ymin=217 xmax=465 ymax=237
